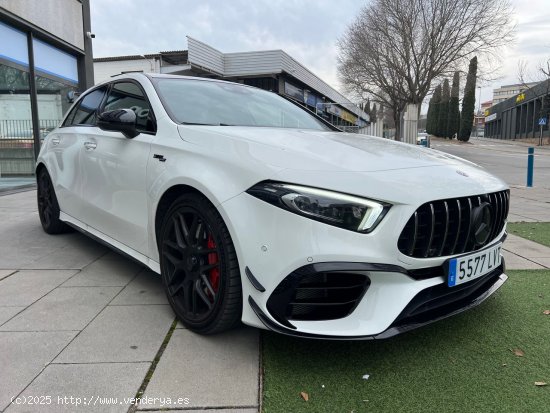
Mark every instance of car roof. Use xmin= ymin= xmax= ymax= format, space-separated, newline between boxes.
xmin=109 ymin=72 xmax=240 ymax=85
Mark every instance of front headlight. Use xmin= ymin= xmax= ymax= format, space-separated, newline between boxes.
xmin=246 ymin=181 xmax=390 ymax=233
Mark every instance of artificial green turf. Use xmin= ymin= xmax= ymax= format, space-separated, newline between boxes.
xmin=508 ymin=222 xmax=550 ymax=248
xmin=262 ymin=270 xmax=550 ymax=413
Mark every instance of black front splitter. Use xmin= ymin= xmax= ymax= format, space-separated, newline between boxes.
xmin=248 ymin=273 xmax=508 ymax=340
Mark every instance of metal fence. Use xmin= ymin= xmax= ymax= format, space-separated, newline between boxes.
xmin=0 ymin=119 xmax=60 ymax=147
xmin=0 ymin=119 xmax=59 ymax=176
xmin=339 ymin=126 xmax=362 ymax=133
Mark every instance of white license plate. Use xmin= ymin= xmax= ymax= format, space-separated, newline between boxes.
xmin=448 ymin=243 xmax=502 ymax=287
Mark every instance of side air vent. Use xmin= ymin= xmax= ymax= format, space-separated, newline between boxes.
xmin=288 ymin=272 xmax=369 ymax=321
xmin=267 ymin=270 xmax=370 ymax=326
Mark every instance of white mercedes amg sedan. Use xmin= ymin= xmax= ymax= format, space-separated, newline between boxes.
xmin=36 ymin=73 xmax=509 ymax=339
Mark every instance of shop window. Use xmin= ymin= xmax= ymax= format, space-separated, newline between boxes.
xmin=33 ymin=38 xmax=78 ymax=85
xmin=33 ymin=39 xmax=79 ymax=141
xmin=0 ymin=22 xmax=34 ymax=177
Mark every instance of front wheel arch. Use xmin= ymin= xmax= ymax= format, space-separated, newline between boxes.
xmin=35 ymin=162 xmax=47 ymax=179
xmin=154 ymin=185 xmax=210 ymax=253
xmin=36 ymin=165 xmax=70 ymax=234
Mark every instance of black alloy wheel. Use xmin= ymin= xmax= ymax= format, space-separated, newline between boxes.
xmin=160 ymin=193 xmax=242 ymax=334
xmin=37 ymin=168 xmax=70 ymax=234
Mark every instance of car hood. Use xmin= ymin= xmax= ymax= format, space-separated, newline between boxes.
xmin=177 ymin=126 xmax=479 ymax=172
xmin=176 ymin=126 xmax=507 ymax=204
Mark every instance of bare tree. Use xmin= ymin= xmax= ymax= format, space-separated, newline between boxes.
xmin=518 ymin=57 xmax=550 ymax=86
xmin=542 ymin=59 xmax=550 ymax=79
xmin=517 ymin=56 xmax=550 ymax=144
xmin=337 ymin=0 xmax=514 ymax=140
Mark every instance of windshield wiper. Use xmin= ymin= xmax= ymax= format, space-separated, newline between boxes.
xmin=180 ymin=122 xmax=237 ymax=126
xmin=180 ymin=122 xmax=219 ymax=126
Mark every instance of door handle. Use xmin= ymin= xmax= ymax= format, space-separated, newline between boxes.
xmin=84 ymin=141 xmax=97 ymax=150
xmin=51 ymin=137 xmax=60 ymax=145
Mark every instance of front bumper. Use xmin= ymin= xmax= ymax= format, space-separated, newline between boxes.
xmin=220 ymin=191 xmax=508 ymax=338
xmin=249 ymin=266 xmax=507 ymax=340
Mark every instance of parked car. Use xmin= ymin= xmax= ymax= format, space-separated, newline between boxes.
xmin=36 ymin=73 xmax=509 ymax=338
xmin=416 ymin=132 xmax=429 ymax=145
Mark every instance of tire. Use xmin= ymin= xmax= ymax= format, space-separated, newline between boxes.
xmin=159 ymin=193 xmax=242 ymax=334
xmin=36 ymin=168 xmax=71 ymax=234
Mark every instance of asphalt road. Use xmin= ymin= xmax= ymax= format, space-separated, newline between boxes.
xmin=430 ymin=137 xmax=550 ymax=189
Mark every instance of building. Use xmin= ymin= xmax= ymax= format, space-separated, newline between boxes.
xmin=94 ymin=37 xmax=370 ymax=130
xmin=480 ymin=100 xmax=493 ymax=115
xmin=473 ymin=100 xmax=493 ymax=136
xmin=492 ymin=82 xmax=538 ymax=105
xmin=484 ymin=79 xmax=550 ymax=140
xmin=0 ymin=0 xmax=93 ymax=184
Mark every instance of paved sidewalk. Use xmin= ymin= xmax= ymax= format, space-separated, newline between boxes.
xmin=508 ymin=186 xmax=550 ymax=223
xmin=502 ymin=234 xmax=550 ymax=270
xmin=0 ymin=190 xmax=260 ymax=413
xmin=0 ymin=178 xmax=35 ymax=194
xmin=1 ymin=175 xmax=549 ymax=412
xmin=470 ymin=136 xmax=550 ymax=151
xmin=504 ymin=186 xmax=550 ymax=270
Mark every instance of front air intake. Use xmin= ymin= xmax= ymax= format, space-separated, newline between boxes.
xmin=267 ymin=270 xmax=370 ymax=326
xmin=288 ymin=272 xmax=369 ymax=320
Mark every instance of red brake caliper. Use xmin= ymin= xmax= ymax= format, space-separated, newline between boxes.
xmin=207 ymin=234 xmax=220 ymax=295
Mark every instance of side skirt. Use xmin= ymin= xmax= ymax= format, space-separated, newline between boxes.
xmin=59 ymin=211 xmax=161 ymax=274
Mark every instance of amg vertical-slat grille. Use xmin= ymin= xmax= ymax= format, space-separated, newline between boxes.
xmin=398 ymin=190 xmax=509 ymax=258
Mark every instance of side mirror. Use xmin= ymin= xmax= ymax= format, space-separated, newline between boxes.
xmin=97 ymin=109 xmax=139 ymax=139
xmin=66 ymin=90 xmax=76 ymax=103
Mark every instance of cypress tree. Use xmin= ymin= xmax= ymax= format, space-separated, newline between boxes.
xmin=370 ymin=104 xmax=377 ymax=123
xmin=427 ymin=85 xmax=441 ymax=135
xmin=459 ymin=56 xmax=478 ymax=141
xmin=426 ymin=96 xmax=434 ymax=134
xmin=447 ymin=71 xmax=460 ymax=139
xmin=437 ymin=79 xmax=450 ymax=138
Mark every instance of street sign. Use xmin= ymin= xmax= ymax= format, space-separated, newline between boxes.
xmin=539 ymin=117 xmax=547 ymax=126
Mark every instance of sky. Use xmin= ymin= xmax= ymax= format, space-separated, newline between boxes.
xmin=90 ymin=0 xmax=550 ymax=108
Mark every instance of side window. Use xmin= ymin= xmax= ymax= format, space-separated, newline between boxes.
xmin=64 ymin=86 xmax=108 ymax=126
xmin=103 ymin=82 xmax=156 ymax=133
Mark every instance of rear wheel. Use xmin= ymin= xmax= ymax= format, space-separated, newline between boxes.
xmin=159 ymin=193 xmax=242 ymax=334
xmin=37 ymin=168 xmax=70 ymax=234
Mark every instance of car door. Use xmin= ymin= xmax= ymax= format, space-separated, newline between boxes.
xmin=48 ymin=85 xmax=109 ymax=219
xmin=79 ymin=80 xmax=156 ymax=255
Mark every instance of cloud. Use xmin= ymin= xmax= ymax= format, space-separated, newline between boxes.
xmin=90 ymin=0 xmax=363 ymax=92
xmin=90 ymin=0 xmax=550 ymax=101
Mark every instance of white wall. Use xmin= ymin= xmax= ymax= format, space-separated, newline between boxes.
xmin=94 ymin=59 xmax=157 ymax=84
xmin=0 ymin=0 xmax=84 ymax=50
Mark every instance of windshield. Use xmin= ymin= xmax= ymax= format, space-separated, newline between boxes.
xmin=154 ymin=78 xmax=332 ymax=131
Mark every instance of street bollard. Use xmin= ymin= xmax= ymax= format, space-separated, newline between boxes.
xmin=527 ymin=147 xmax=534 ymax=187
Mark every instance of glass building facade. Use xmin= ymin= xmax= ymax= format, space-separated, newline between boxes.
xmin=0 ymin=0 xmax=93 ymax=189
